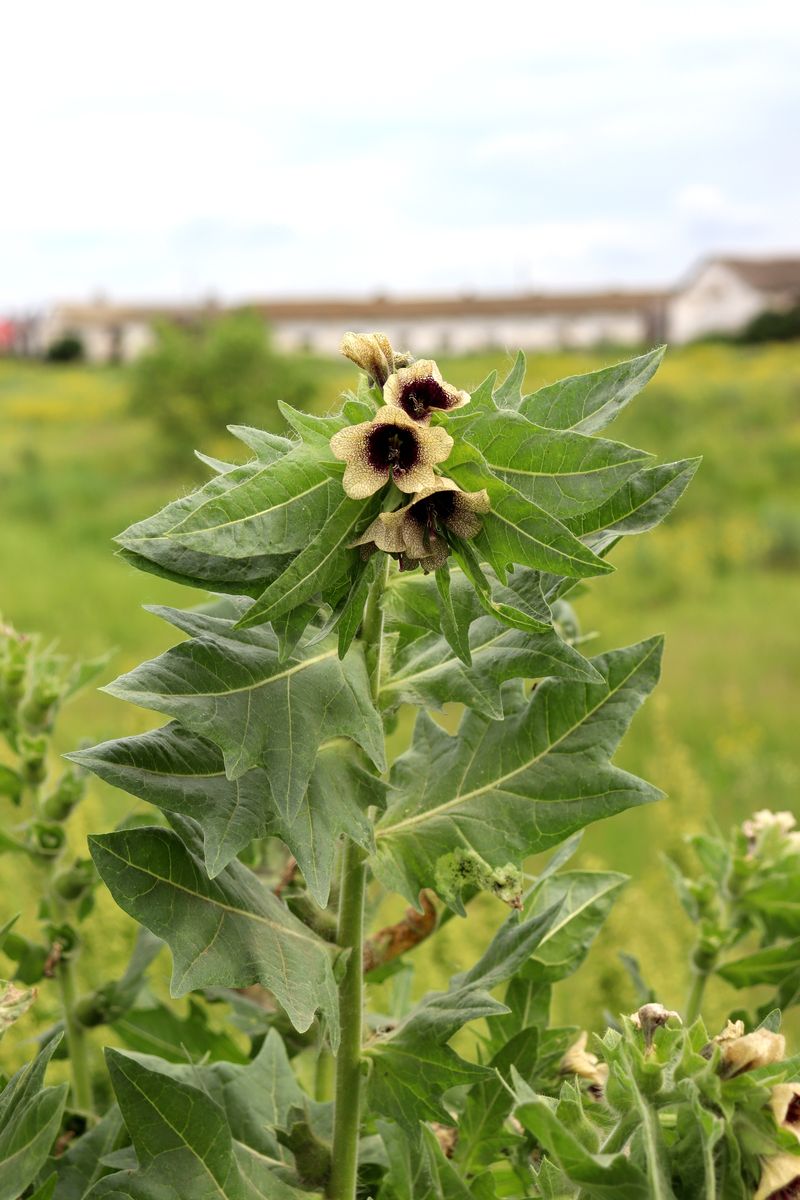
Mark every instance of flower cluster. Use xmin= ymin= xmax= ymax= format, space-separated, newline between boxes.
xmin=331 ymin=333 xmax=489 ymax=572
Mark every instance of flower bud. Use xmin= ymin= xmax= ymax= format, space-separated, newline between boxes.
xmin=629 ymin=1003 xmax=681 ymax=1048
xmin=19 ymin=733 xmax=48 ymax=785
xmin=42 ymin=765 xmax=87 ymax=821
xmin=340 ymin=332 xmax=396 ymax=387
xmin=560 ymin=1031 xmax=609 ymax=1094
xmin=52 ymin=859 xmax=95 ymax=902
xmin=30 ymin=821 xmax=65 ymax=857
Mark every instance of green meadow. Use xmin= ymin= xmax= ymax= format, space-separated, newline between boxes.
xmin=1 ymin=342 xmax=799 ymax=1059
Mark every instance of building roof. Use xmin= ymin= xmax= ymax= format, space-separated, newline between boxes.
xmin=715 ymin=256 xmax=800 ymax=293
xmin=242 ymin=290 xmax=666 ymax=321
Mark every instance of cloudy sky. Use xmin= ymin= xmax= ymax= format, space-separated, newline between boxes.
xmin=2 ymin=0 xmax=798 ymax=306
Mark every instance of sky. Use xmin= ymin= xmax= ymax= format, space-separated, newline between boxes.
xmin=2 ymin=0 xmax=799 ymax=307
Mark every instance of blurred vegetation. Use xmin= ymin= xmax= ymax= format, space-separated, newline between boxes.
xmin=1 ymin=339 xmax=799 ymax=1066
xmin=129 ymin=310 xmax=321 ymax=468
xmin=737 ymin=303 xmax=800 ymax=344
xmin=45 ymin=333 xmax=85 ymax=363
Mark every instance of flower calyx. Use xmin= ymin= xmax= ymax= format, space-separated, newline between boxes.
xmin=352 ymin=477 xmax=490 ymax=572
xmin=384 ymin=359 xmax=470 ymax=424
xmin=330 ymin=406 xmax=453 ymax=500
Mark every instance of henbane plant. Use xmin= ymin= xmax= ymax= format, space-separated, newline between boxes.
xmin=68 ymin=334 xmax=703 ymax=1197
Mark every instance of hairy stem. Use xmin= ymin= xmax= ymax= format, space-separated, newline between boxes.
xmin=329 ymin=560 xmax=388 ymax=1199
xmin=55 ymin=941 xmax=94 ymax=1116
xmin=329 ymin=840 xmax=368 ymax=1199
xmin=685 ymin=969 xmax=710 ymax=1025
xmin=29 ymin=780 xmax=94 ymax=1117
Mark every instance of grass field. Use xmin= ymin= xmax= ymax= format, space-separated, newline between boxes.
xmin=1 ymin=342 xmax=799 ymax=1063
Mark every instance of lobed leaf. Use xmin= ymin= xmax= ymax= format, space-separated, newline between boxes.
xmin=73 ymin=724 xmax=383 ymax=906
xmin=101 ymin=604 xmax=384 ymax=817
xmin=89 ymin=821 xmax=341 ymax=1044
xmin=375 ymin=638 xmax=663 ymax=907
xmin=380 ymin=615 xmax=601 ymax=720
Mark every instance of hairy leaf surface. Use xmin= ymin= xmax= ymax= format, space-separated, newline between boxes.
xmin=380 ymin=616 xmax=601 ymax=719
xmin=89 ymin=822 xmax=340 ymax=1043
xmin=514 ymin=347 xmax=665 ymax=432
xmin=366 ymin=903 xmax=560 ymax=1132
xmin=375 ymin=638 xmax=663 ymax=905
xmin=102 ymin=606 xmax=384 ymax=815
xmin=73 ymin=725 xmax=383 ymax=905
xmin=458 ymin=407 xmax=652 ymax=518
xmin=116 ymin=446 xmax=339 ymax=562
xmin=91 ymin=1051 xmax=310 ymax=1200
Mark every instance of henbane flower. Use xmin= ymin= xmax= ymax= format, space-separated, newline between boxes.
xmin=330 ymin=407 xmax=453 ymax=500
xmin=719 ymin=1027 xmax=786 ymax=1077
xmin=352 ymin=477 xmax=490 ymax=570
xmin=384 ymin=359 xmax=470 ymax=423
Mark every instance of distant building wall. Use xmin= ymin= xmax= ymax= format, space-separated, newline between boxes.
xmin=667 ymin=262 xmax=764 ymax=343
xmin=272 ymin=309 xmax=652 ymax=357
xmin=8 ymin=256 xmax=798 ymax=364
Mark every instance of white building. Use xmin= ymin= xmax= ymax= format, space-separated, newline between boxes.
xmin=668 ymin=256 xmax=800 ymax=343
xmin=5 ymin=254 xmax=799 ymax=363
xmin=251 ymin=290 xmax=666 ymax=358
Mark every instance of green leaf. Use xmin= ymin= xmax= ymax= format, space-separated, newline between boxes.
xmin=226 ymin=426 xmax=295 ymax=462
xmin=0 ymin=1040 xmax=67 ymax=1200
xmin=740 ymin=875 xmax=800 ymax=938
xmin=434 ymin=563 xmax=473 ymax=665
xmin=365 ymin=903 xmax=560 ymax=1132
xmin=235 ymin=492 xmax=378 ymax=630
xmin=380 ymin=616 xmax=601 ymax=720
xmin=73 ymin=724 xmax=383 ymax=905
xmin=101 ymin=604 xmax=384 ymax=817
xmin=113 ymin=998 xmax=248 ymax=1064
xmin=515 ymin=1093 xmax=651 ymax=1199
xmin=28 ymin=1174 xmax=57 ymax=1200
xmin=335 ymin=556 xmax=377 ymax=660
xmin=563 ymin=458 xmax=701 ymax=540
xmin=375 ymin=638 xmax=663 ymax=906
xmin=493 ymin=350 xmax=527 ymax=408
xmin=446 ymin=447 xmax=613 ymax=580
xmin=91 ymin=1049 xmax=305 ymax=1200
xmin=278 ymin=400 xmax=348 ymax=449
xmin=459 ymin=408 xmax=652 ymax=519
xmin=89 ymin=821 xmax=341 ymax=1045
xmin=515 ymin=346 xmax=665 ymax=433
xmin=456 ymin=1027 xmax=540 ymax=1171
xmin=520 ymin=871 xmax=628 ymax=982
xmin=115 ymin=1029 xmax=309 ymax=1171
xmin=51 ymin=1105 xmax=126 ymax=1200
xmin=196 ymin=450 xmax=238 ymax=475
xmin=377 ymin=1120 xmax=439 ymax=1200
xmin=717 ymin=938 xmax=800 ymax=989
xmin=385 ymin=557 xmax=552 ymax=640
xmin=116 ymin=542 xmax=292 ymax=600
xmin=116 ymin=445 xmax=340 ymax=563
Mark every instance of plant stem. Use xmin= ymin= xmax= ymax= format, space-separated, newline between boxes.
xmin=685 ymin=969 xmax=710 ymax=1025
xmin=56 ymin=947 xmax=94 ymax=1116
xmin=48 ymin=882 xmax=94 ymax=1118
xmin=329 ymin=560 xmax=388 ymax=1199
xmin=329 ymin=839 xmax=368 ymax=1199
